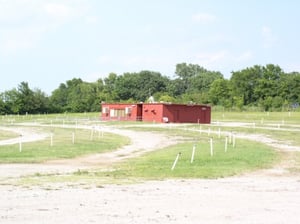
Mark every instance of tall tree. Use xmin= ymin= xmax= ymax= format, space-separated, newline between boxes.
xmin=17 ymin=82 xmax=35 ymax=114
xmin=115 ymin=71 xmax=168 ymax=102
xmin=1 ymin=89 xmax=20 ymax=114
xmin=255 ymin=64 xmax=283 ymax=101
xmin=175 ymin=63 xmax=208 ymax=93
xmin=0 ymin=93 xmax=6 ymax=114
xmin=50 ymin=83 xmax=68 ymax=112
xmin=103 ymin=73 xmax=119 ymax=101
xmin=136 ymin=71 xmax=168 ymax=101
xmin=69 ymin=82 xmax=97 ymax=112
xmin=32 ymin=88 xmax=49 ymax=113
xmin=209 ymin=78 xmax=231 ymax=107
xmin=175 ymin=63 xmax=223 ymax=95
xmin=90 ymin=78 xmax=105 ymax=111
xmin=230 ymin=65 xmax=262 ymax=106
xmin=279 ymin=72 xmax=300 ymax=108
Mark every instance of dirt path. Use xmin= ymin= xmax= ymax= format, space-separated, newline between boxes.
xmin=0 ymin=126 xmax=179 ymax=178
xmin=237 ymin=133 xmax=300 ymax=151
xmin=1 ymin=176 xmax=299 ymax=224
xmin=0 ymin=127 xmax=48 ymax=145
xmin=0 ymin=123 xmax=300 ymax=224
xmin=0 ymin=123 xmax=299 ymax=178
xmin=47 ymin=128 xmax=179 ymax=166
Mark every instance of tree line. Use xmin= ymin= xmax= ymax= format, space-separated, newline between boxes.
xmin=0 ymin=63 xmax=299 ymax=114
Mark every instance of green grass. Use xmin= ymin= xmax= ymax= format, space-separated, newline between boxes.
xmin=0 ymin=112 xmax=101 ymax=126
xmin=0 ymin=111 xmax=298 ymax=185
xmin=212 ymin=111 xmax=300 ymax=124
xmin=183 ymin=124 xmax=300 ymax=147
xmin=0 ymin=130 xmax=19 ymax=140
xmin=9 ymin=139 xmax=278 ymax=187
xmin=0 ymin=127 xmax=130 ymax=163
xmin=100 ymin=139 xmax=278 ymax=179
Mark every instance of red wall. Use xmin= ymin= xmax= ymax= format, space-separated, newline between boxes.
xmin=142 ymin=104 xmax=164 ymax=122
xmin=163 ymin=104 xmax=211 ymax=123
xmin=101 ymin=103 xmax=211 ymax=124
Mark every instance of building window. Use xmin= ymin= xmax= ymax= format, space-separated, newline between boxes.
xmin=110 ymin=109 xmax=125 ymax=117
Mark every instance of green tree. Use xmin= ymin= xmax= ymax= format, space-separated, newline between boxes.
xmin=16 ymin=82 xmax=35 ymax=114
xmin=90 ymin=78 xmax=105 ymax=111
xmin=136 ymin=71 xmax=168 ymax=101
xmin=115 ymin=71 xmax=168 ymax=102
xmin=209 ymin=78 xmax=231 ymax=106
xmin=255 ymin=64 xmax=283 ymax=103
xmin=50 ymin=83 xmax=68 ymax=112
xmin=50 ymin=78 xmax=96 ymax=112
xmin=1 ymin=89 xmax=19 ymax=114
xmin=103 ymin=73 xmax=119 ymax=101
xmin=32 ymin=88 xmax=49 ymax=113
xmin=115 ymin=72 xmax=138 ymax=100
xmin=68 ymin=82 xmax=96 ymax=112
xmin=157 ymin=94 xmax=176 ymax=103
xmin=174 ymin=63 xmax=223 ymax=98
xmin=280 ymin=72 xmax=300 ymax=105
xmin=0 ymin=93 xmax=6 ymax=114
xmin=167 ymin=78 xmax=186 ymax=97
xmin=230 ymin=65 xmax=262 ymax=106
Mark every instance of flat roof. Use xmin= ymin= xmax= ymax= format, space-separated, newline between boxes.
xmin=102 ymin=102 xmax=210 ymax=107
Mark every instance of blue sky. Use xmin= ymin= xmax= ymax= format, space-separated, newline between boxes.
xmin=1 ymin=0 xmax=299 ymax=94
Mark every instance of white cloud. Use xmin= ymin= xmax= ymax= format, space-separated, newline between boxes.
xmin=96 ymin=55 xmax=113 ymax=64
xmin=262 ymin=26 xmax=277 ymax=48
xmin=192 ymin=13 xmax=217 ymax=24
xmin=85 ymin=15 xmax=98 ymax=24
xmin=42 ymin=2 xmax=88 ymax=25
xmin=235 ymin=50 xmax=253 ymax=62
xmin=44 ymin=3 xmax=74 ymax=20
xmin=83 ymin=72 xmax=107 ymax=82
xmin=120 ymin=55 xmax=175 ymax=70
xmin=1 ymin=26 xmax=45 ymax=53
xmin=95 ymin=53 xmax=177 ymax=75
xmin=0 ymin=0 xmax=90 ymax=55
xmin=284 ymin=63 xmax=300 ymax=73
xmin=0 ymin=0 xmax=31 ymax=22
xmin=193 ymin=51 xmax=228 ymax=66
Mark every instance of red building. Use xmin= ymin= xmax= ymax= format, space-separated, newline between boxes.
xmin=101 ymin=102 xmax=211 ymax=124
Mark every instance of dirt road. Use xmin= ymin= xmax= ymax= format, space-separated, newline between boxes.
xmin=1 ymin=176 xmax=299 ymax=224
xmin=0 ymin=124 xmax=300 ymax=224
xmin=0 ymin=126 xmax=178 ymax=178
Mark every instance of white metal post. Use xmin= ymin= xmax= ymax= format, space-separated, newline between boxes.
xmin=50 ymin=133 xmax=53 ymax=146
xmin=19 ymin=135 xmax=22 ymax=152
xmin=171 ymin=153 xmax=181 ymax=170
xmin=72 ymin=132 xmax=75 ymax=144
xmin=210 ymin=138 xmax=213 ymax=156
xmin=232 ymin=134 xmax=236 ymax=148
xmin=191 ymin=144 xmax=196 ymax=163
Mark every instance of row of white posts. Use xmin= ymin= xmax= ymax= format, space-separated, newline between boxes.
xmin=18 ymin=127 xmax=104 ymax=152
xmin=199 ymin=126 xmax=223 ymax=138
xmin=48 ymin=119 xmax=79 ymax=128
xmin=171 ymin=133 xmax=236 ymax=170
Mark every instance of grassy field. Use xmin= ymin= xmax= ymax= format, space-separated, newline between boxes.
xmin=0 ymin=130 xmax=19 ymax=140
xmin=212 ymin=111 xmax=300 ymax=123
xmin=104 ymin=140 xmax=278 ymax=179
xmin=0 ymin=127 xmax=130 ymax=163
xmin=1 ymin=111 xmax=299 ymax=125
xmin=13 ymin=137 xmax=279 ymax=187
xmin=0 ymin=111 xmax=299 ymax=184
